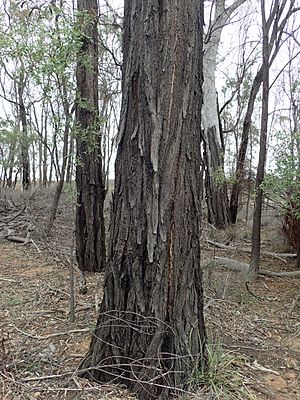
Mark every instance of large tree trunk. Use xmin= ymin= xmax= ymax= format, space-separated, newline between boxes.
xmin=202 ymin=0 xmax=246 ymax=228
xmin=79 ymin=2 xmax=206 ymax=399
xmin=75 ymin=0 xmax=106 ymax=273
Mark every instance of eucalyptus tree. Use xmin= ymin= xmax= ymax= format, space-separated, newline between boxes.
xmin=0 ymin=5 xmax=33 ymax=190
xmin=79 ymin=1 xmax=206 ymax=399
xmin=202 ymin=0 xmax=247 ymax=228
xmin=230 ymin=0 xmax=300 ymax=224
xmin=248 ymin=0 xmax=300 ymax=279
xmin=75 ymin=0 xmax=106 ymax=272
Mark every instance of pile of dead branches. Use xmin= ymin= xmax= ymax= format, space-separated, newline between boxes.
xmin=0 ymin=194 xmax=39 ymax=251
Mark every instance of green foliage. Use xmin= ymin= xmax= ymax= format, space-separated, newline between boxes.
xmin=190 ymin=337 xmax=254 ymax=400
xmin=262 ymin=128 xmax=300 ymax=214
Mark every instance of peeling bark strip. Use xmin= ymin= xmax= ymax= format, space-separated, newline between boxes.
xmin=75 ymin=0 xmax=106 ymax=272
xmin=79 ymin=1 xmax=206 ymax=399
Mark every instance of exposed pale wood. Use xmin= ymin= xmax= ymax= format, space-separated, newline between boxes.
xmin=205 ymin=239 xmax=296 ymax=260
xmin=202 ymin=256 xmax=300 ymax=278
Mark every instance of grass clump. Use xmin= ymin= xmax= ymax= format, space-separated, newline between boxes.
xmin=190 ymin=339 xmax=255 ymax=400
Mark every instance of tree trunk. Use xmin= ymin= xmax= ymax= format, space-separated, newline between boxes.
xmin=229 ymin=67 xmax=263 ymax=223
xmin=79 ymin=2 xmax=206 ymax=399
xmin=46 ymin=98 xmax=70 ymax=235
xmin=248 ymin=0 xmax=270 ymax=280
xmin=43 ymin=109 xmax=48 ymax=187
xmin=66 ymin=133 xmax=74 ymax=183
xmin=202 ymin=0 xmax=246 ymax=228
xmin=230 ymin=0 xmax=297 ymax=223
xmin=18 ymin=79 xmax=30 ymax=191
xmin=7 ymin=141 xmax=16 ymax=188
xmin=75 ymin=0 xmax=106 ymax=273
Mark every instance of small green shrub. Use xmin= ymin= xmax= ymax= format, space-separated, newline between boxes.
xmin=190 ymin=338 xmax=255 ymax=400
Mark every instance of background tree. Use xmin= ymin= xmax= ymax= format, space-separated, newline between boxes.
xmin=79 ymin=1 xmax=206 ymax=399
xmin=202 ymin=0 xmax=247 ymax=228
xmin=229 ymin=0 xmax=300 ymax=224
xmin=248 ymin=0 xmax=300 ymax=279
xmin=75 ymin=0 xmax=106 ymax=273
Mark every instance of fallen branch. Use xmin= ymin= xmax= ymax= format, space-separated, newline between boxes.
xmin=246 ymin=360 xmax=279 ymax=375
xmin=13 ymin=325 xmax=91 ymax=340
xmin=5 ymin=234 xmax=40 ymax=252
xmin=6 ymin=235 xmax=30 ymax=243
xmin=202 ymin=256 xmax=300 ymax=278
xmin=205 ymin=240 xmax=296 ymax=262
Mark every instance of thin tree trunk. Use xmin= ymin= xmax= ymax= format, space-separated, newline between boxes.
xmin=230 ymin=0 xmax=297 ymax=223
xmin=46 ymin=106 xmax=70 ymax=235
xmin=43 ymin=105 xmax=48 ymax=187
xmin=75 ymin=0 xmax=106 ymax=273
xmin=32 ymin=142 xmax=36 ymax=186
xmin=7 ymin=141 xmax=16 ymax=188
xmin=66 ymin=133 xmax=74 ymax=183
xmin=18 ymin=79 xmax=30 ymax=191
xmin=229 ymin=67 xmax=263 ymax=223
xmin=248 ymin=0 xmax=270 ymax=280
xmin=79 ymin=2 xmax=206 ymax=399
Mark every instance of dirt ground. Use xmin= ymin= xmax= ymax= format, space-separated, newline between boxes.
xmin=0 ymin=187 xmax=300 ymax=399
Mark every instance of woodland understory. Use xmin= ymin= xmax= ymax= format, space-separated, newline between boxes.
xmin=1 ymin=0 xmax=300 ymax=399
xmin=0 ymin=186 xmax=300 ymax=400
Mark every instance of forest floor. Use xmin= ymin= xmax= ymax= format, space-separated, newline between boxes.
xmin=0 ymin=186 xmax=300 ymax=400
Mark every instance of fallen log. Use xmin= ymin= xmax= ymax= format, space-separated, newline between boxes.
xmin=202 ymin=256 xmax=300 ymax=278
xmin=5 ymin=234 xmax=40 ymax=252
xmin=205 ymin=240 xmax=297 ymax=262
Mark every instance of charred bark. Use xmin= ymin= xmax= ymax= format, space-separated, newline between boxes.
xmin=75 ymin=0 xmax=106 ymax=273
xmin=79 ymin=1 xmax=206 ymax=399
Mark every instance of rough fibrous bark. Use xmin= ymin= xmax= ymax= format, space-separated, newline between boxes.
xmin=75 ymin=0 xmax=106 ymax=272
xmin=79 ymin=1 xmax=206 ymax=399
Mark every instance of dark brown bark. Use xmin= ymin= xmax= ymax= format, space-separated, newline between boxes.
xmin=18 ymin=80 xmax=30 ymax=191
xmin=66 ymin=133 xmax=75 ymax=183
xmin=75 ymin=0 xmax=106 ymax=273
xmin=79 ymin=1 xmax=206 ymax=399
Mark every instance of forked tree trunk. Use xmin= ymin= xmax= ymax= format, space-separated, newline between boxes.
xmin=79 ymin=2 xmax=206 ymax=399
xmin=75 ymin=0 xmax=106 ymax=272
